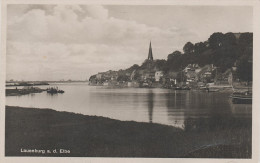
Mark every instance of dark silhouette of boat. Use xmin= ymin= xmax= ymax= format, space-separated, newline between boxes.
xmin=46 ymin=87 xmax=65 ymax=94
xmin=57 ymin=90 xmax=64 ymax=93
xmin=230 ymin=91 xmax=252 ymax=104
xmin=229 ymin=72 xmax=252 ymax=104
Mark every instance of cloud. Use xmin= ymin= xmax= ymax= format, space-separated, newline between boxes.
xmin=84 ymin=5 xmax=108 ymax=19
xmin=6 ymin=5 xmax=199 ymax=80
xmin=8 ymin=5 xmax=190 ymax=44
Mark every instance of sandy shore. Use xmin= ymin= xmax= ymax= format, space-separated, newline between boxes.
xmin=5 ymin=106 xmax=251 ymax=158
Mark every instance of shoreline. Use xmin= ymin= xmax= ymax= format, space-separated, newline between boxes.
xmin=5 ymin=105 xmax=251 ymax=158
xmin=5 ymin=86 xmax=235 ymax=97
xmin=6 ymin=88 xmax=46 ymax=96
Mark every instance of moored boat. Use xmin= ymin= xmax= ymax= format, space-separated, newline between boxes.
xmin=47 ymin=87 xmax=65 ymax=94
xmin=175 ymin=86 xmax=190 ymax=90
xmin=230 ymin=91 xmax=252 ymax=104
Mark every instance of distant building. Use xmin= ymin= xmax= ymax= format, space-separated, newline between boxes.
xmin=183 ymin=64 xmax=201 ymax=84
xmin=183 ymin=64 xmax=200 ymax=73
xmin=143 ymin=71 xmax=155 ymax=81
xmin=228 ymin=72 xmax=233 ymax=85
xmin=96 ymin=73 xmax=102 ymax=80
xmin=203 ymin=71 xmax=212 ymax=78
xmin=155 ymin=71 xmax=163 ymax=82
xmin=197 ymin=64 xmax=216 ymax=83
xmin=232 ymin=61 xmax=238 ymax=71
xmin=186 ymin=71 xmax=197 ymax=82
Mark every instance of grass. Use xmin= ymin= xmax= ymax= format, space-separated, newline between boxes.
xmin=5 ymin=106 xmax=251 ymax=158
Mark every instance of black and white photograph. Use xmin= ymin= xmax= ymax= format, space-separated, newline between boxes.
xmin=1 ymin=1 xmax=259 ymax=161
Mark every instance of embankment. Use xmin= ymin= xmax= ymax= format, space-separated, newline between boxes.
xmin=5 ymin=106 xmax=251 ymax=158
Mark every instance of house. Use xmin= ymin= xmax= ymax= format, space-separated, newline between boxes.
xmin=155 ymin=71 xmax=163 ymax=82
xmin=232 ymin=61 xmax=238 ymax=71
xmin=195 ymin=66 xmax=202 ymax=73
xmin=183 ymin=64 xmax=201 ymax=73
xmin=96 ymin=73 xmax=103 ymax=80
xmin=143 ymin=71 xmax=155 ymax=81
xmin=186 ymin=71 xmax=197 ymax=82
xmin=203 ymin=71 xmax=212 ymax=78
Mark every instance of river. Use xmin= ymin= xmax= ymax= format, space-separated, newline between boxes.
xmin=6 ymin=82 xmax=252 ymax=129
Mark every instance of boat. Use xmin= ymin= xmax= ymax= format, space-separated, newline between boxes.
xmin=230 ymin=91 xmax=252 ymax=104
xmin=175 ymin=86 xmax=190 ymax=90
xmin=46 ymin=87 xmax=65 ymax=94
xmin=57 ymin=90 xmax=65 ymax=93
xmin=229 ymin=72 xmax=252 ymax=104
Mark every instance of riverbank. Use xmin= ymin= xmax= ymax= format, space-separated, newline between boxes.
xmin=6 ymin=82 xmax=49 ymax=87
xmin=6 ymin=88 xmax=46 ymax=96
xmin=5 ymin=106 xmax=251 ymax=158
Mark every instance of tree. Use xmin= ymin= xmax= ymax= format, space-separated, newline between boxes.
xmin=194 ymin=42 xmax=207 ymax=54
xmin=236 ymin=55 xmax=252 ymax=82
xmin=126 ymin=64 xmax=139 ymax=72
xmin=208 ymin=32 xmax=224 ymax=49
xmin=117 ymin=74 xmax=129 ymax=82
xmin=238 ymin=33 xmax=253 ymax=53
xmin=133 ymin=72 xmax=141 ymax=81
xmin=223 ymin=32 xmax=237 ymax=47
xmin=154 ymin=59 xmax=166 ymax=70
xmin=183 ymin=42 xmax=194 ymax=54
xmin=238 ymin=33 xmax=253 ymax=47
xmin=140 ymin=59 xmax=154 ymax=69
xmin=167 ymin=51 xmax=182 ymax=60
xmin=176 ymin=71 xmax=187 ymax=83
xmin=89 ymin=75 xmax=96 ymax=81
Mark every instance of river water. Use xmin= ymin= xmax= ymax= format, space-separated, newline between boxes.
xmin=6 ymin=82 xmax=252 ymax=129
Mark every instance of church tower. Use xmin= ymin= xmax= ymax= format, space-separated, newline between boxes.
xmin=147 ymin=41 xmax=153 ymax=61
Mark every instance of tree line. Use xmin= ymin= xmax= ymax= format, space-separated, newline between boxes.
xmin=142 ymin=32 xmax=253 ymax=82
xmin=90 ymin=32 xmax=253 ymax=82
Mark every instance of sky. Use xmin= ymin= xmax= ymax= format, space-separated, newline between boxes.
xmin=6 ymin=5 xmax=253 ymax=81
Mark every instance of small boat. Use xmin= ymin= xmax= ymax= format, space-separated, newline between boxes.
xmin=46 ymin=87 xmax=65 ymax=94
xmin=175 ymin=86 xmax=190 ymax=90
xmin=57 ymin=90 xmax=65 ymax=93
xmin=230 ymin=91 xmax=252 ymax=104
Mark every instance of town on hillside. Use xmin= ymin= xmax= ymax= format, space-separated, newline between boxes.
xmin=89 ymin=32 xmax=253 ymax=91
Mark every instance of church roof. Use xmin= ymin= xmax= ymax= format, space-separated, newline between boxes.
xmin=148 ymin=41 xmax=153 ymax=61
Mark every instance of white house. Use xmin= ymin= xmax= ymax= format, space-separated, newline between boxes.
xmin=155 ymin=71 xmax=164 ymax=82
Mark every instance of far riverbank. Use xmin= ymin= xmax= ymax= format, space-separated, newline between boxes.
xmin=6 ymin=88 xmax=46 ymax=96
xmin=5 ymin=106 xmax=251 ymax=158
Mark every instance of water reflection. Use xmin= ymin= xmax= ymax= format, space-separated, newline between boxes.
xmin=6 ymin=84 xmax=252 ymax=129
xmin=164 ymin=90 xmax=251 ymax=129
xmin=184 ymin=115 xmax=252 ymax=132
xmin=228 ymin=99 xmax=252 ymax=118
xmin=46 ymin=92 xmax=59 ymax=97
xmin=165 ymin=91 xmax=185 ymax=128
xmin=147 ymin=90 xmax=154 ymax=123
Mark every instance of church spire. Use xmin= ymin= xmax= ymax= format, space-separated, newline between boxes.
xmin=148 ymin=41 xmax=153 ymax=61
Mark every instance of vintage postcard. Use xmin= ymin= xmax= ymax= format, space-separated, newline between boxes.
xmin=0 ymin=0 xmax=259 ymax=163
